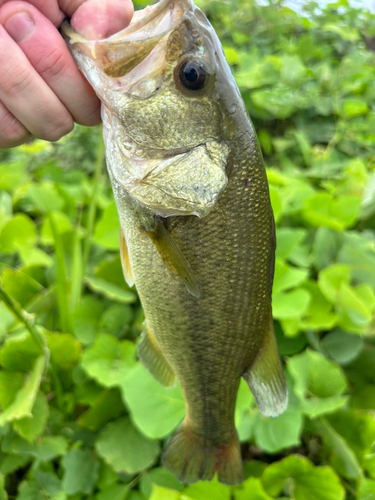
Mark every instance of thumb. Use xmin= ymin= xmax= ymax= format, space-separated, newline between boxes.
xmin=60 ymin=0 xmax=134 ymax=39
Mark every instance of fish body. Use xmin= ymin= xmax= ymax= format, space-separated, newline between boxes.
xmin=63 ymin=0 xmax=287 ymax=485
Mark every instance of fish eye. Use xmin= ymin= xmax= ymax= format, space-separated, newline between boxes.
xmin=178 ymin=60 xmax=208 ymax=91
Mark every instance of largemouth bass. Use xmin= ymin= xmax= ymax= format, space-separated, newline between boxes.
xmin=62 ymin=0 xmax=288 ymax=485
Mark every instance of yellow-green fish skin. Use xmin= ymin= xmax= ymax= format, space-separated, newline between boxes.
xmin=62 ymin=0 xmax=287 ymax=485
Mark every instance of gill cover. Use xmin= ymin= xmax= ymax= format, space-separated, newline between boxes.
xmin=62 ymin=0 xmax=229 ymax=219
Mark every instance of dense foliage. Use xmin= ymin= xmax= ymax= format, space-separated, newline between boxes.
xmin=0 ymin=0 xmax=375 ymax=498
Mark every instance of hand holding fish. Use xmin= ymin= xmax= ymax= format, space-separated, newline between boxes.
xmin=0 ymin=0 xmax=133 ymax=149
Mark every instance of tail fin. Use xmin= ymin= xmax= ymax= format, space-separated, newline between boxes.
xmin=162 ymin=420 xmax=243 ymax=485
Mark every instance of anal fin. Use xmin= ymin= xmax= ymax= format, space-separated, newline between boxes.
xmin=146 ymin=218 xmax=200 ymax=298
xmin=119 ymin=227 xmax=134 ymax=288
xmin=243 ymin=322 xmax=288 ymax=417
xmin=138 ymin=327 xmax=175 ymax=387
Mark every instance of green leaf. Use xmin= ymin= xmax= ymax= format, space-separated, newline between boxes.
xmin=49 ymin=212 xmax=72 ymax=334
xmin=287 ymin=350 xmax=348 ymax=418
xmin=18 ymin=246 xmax=54 ymax=268
xmin=1 ymin=269 xmax=42 ymax=307
xmin=275 ymin=228 xmax=306 ymax=260
xmin=85 ymin=277 xmax=136 ymax=304
xmin=62 ymin=448 xmax=100 ymax=495
xmin=34 ymin=471 xmax=63 ymax=497
xmin=321 ymin=329 xmax=363 ymax=365
xmin=303 ymin=193 xmax=361 ymax=231
xmin=46 ymin=332 xmax=81 ymax=369
xmin=94 ymin=201 xmax=120 ymax=250
xmin=341 ymin=99 xmax=369 ymax=118
xmin=150 ymin=486 xmax=181 ymax=500
xmin=0 ymin=302 xmax=15 ymax=338
xmin=72 ymin=296 xmax=106 ymax=344
xmin=94 ymin=255 xmax=131 ymax=290
xmin=262 ymin=455 xmax=345 ymax=500
xmin=81 ymin=333 xmax=136 ymax=388
xmin=99 ymin=304 xmax=133 ymax=336
xmin=235 ymin=477 xmax=273 ymax=500
xmin=253 ymin=407 xmax=303 ymax=453
xmin=0 ymin=474 xmax=7 ymax=500
xmin=78 ymin=388 xmax=126 ymax=431
xmin=337 ymin=283 xmax=375 ymax=332
xmin=1 ymin=331 xmax=41 ymax=372
xmin=2 ymin=432 xmax=67 ymax=461
xmin=183 ymin=478 xmax=231 ymax=500
xmin=311 ymin=227 xmax=342 ymax=271
xmin=326 ymin=410 xmax=375 ymax=469
xmin=235 ymin=378 xmax=256 ymax=442
xmin=358 ymin=478 xmax=375 ymax=500
xmin=0 ymin=161 xmax=29 ymax=191
xmin=273 ymin=259 xmax=308 ymax=295
xmin=318 ymin=264 xmax=351 ymax=303
xmin=40 ymin=211 xmax=72 ymax=245
xmin=337 ymin=233 xmax=375 ymax=288
xmin=0 ymin=214 xmax=37 ymax=253
xmin=140 ymin=467 xmax=184 ymax=499
xmin=273 ymin=289 xmax=311 ymax=320
xmin=316 ymin=418 xmax=361 ymax=479
xmin=0 ymin=453 xmax=30 ymax=475
xmin=0 ymin=356 xmax=45 ymax=426
xmin=13 ymin=391 xmax=49 ymax=442
xmin=96 ymin=484 xmax=130 ymax=500
xmin=27 ymin=182 xmax=64 ymax=213
xmin=299 ymin=281 xmax=337 ymax=332
xmin=121 ymin=363 xmax=185 ymax=439
xmin=95 ymin=417 xmax=160 ymax=474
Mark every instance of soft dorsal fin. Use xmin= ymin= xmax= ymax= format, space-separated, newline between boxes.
xmin=146 ymin=218 xmax=200 ymax=298
xmin=243 ymin=321 xmax=288 ymax=417
xmin=119 ymin=227 xmax=134 ymax=288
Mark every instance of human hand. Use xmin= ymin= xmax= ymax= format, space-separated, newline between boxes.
xmin=0 ymin=0 xmax=134 ymax=149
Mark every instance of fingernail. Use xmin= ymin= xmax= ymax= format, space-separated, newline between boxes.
xmin=5 ymin=11 xmax=35 ymax=43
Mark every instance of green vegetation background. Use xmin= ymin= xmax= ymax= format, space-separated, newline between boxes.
xmin=0 ymin=0 xmax=375 ymax=498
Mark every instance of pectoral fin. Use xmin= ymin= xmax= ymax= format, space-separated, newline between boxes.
xmin=119 ymin=227 xmax=134 ymax=288
xmin=243 ymin=322 xmax=288 ymax=417
xmin=146 ymin=218 xmax=200 ymax=298
xmin=138 ymin=327 xmax=175 ymax=387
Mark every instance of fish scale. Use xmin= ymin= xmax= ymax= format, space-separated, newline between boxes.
xmin=62 ymin=0 xmax=288 ymax=485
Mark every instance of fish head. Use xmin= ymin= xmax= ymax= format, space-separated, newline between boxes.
xmin=62 ymin=0 xmax=240 ymax=218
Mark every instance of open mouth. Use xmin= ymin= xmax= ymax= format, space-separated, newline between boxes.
xmin=61 ymin=0 xmax=188 ymax=78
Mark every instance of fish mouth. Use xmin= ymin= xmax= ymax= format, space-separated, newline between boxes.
xmin=61 ymin=0 xmax=191 ymax=78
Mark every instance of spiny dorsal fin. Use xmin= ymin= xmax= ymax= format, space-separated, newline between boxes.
xmin=119 ymin=227 xmax=134 ymax=288
xmin=243 ymin=321 xmax=288 ymax=417
xmin=146 ymin=218 xmax=200 ymax=298
xmin=138 ymin=327 xmax=175 ymax=387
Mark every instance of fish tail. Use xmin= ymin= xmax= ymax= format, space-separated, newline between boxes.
xmin=162 ymin=420 xmax=243 ymax=485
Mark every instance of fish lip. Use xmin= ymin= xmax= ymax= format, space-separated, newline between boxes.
xmin=61 ymin=0 xmax=186 ymax=45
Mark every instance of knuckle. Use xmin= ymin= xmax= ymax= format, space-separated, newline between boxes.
xmin=37 ymin=113 xmax=74 ymax=142
xmin=76 ymin=101 xmax=101 ymax=127
xmin=0 ymin=106 xmax=29 ymax=148
xmin=34 ymin=48 xmax=68 ymax=82
xmin=0 ymin=64 xmax=34 ymax=97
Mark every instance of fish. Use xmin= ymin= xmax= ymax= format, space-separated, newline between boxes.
xmin=62 ymin=0 xmax=288 ymax=485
